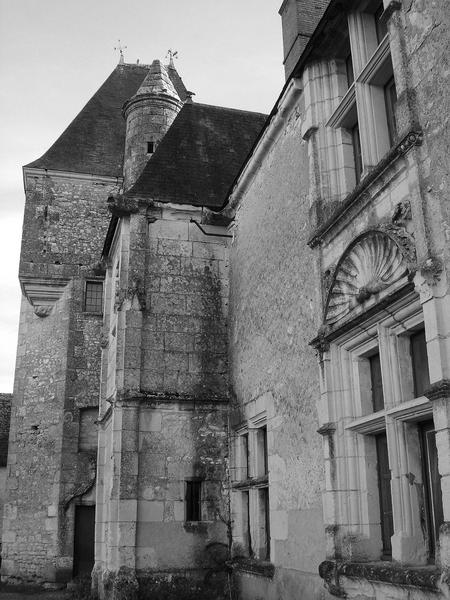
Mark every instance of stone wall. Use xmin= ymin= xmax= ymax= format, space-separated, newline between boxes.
xmin=0 ymin=394 xmax=11 ymax=551
xmin=2 ymin=171 xmax=120 ymax=583
xmin=95 ymin=203 xmax=231 ymax=598
xmin=227 ymin=96 xmax=330 ymax=599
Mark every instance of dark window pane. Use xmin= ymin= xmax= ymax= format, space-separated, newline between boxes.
xmin=370 ymin=352 xmax=384 ymax=412
xmin=411 ymin=329 xmax=430 ymax=397
xmin=242 ymin=433 xmax=249 ymax=479
xmin=258 ymin=487 xmax=270 ymax=560
xmin=185 ymin=480 xmax=201 ymax=521
xmin=147 ymin=141 xmax=154 ymax=154
xmin=256 ymin=426 xmax=268 ymax=476
xmin=346 ymin=54 xmax=354 ymax=88
xmin=384 ymin=77 xmax=397 ymax=146
xmin=242 ymin=490 xmax=251 ymax=556
xmin=352 ymin=123 xmax=363 ymax=183
xmin=420 ymin=421 xmax=444 ymax=561
xmin=84 ymin=281 xmax=103 ymax=313
xmin=375 ymin=4 xmax=388 ymax=44
xmin=376 ymin=432 xmax=393 ymax=557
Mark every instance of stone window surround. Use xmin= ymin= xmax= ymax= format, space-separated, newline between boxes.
xmin=321 ymin=290 xmax=442 ymax=566
xmin=232 ymin=410 xmax=270 ymax=563
xmin=326 ymin=10 xmax=396 ymax=191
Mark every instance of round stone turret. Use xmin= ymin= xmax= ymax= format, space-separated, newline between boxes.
xmin=122 ymin=59 xmax=182 ymax=190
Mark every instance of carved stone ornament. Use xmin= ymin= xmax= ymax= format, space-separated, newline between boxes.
xmin=21 ymin=276 xmax=70 ymax=318
xmin=325 ymin=230 xmax=412 ymax=325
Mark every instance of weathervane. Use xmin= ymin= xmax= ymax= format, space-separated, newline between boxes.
xmin=166 ymin=49 xmax=178 ymax=68
xmin=114 ymin=40 xmax=127 ymax=64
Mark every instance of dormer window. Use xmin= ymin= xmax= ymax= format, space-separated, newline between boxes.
xmin=147 ymin=141 xmax=155 ymax=154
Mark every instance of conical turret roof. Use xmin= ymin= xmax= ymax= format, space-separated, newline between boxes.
xmin=133 ymin=59 xmax=180 ymax=101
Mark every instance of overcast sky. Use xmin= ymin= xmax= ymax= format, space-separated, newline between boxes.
xmin=0 ymin=0 xmax=285 ymax=392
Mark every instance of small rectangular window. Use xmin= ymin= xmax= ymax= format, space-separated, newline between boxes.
xmin=370 ymin=352 xmax=384 ymax=412
xmin=185 ymin=480 xmax=201 ymax=521
xmin=410 ymin=329 xmax=430 ymax=398
xmin=376 ymin=432 xmax=393 ymax=558
xmin=352 ymin=123 xmax=363 ymax=183
xmin=384 ymin=77 xmax=398 ymax=146
xmin=147 ymin=141 xmax=155 ymax=154
xmin=84 ymin=281 xmax=103 ymax=314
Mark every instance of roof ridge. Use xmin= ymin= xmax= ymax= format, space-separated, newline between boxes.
xmin=190 ymin=101 xmax=268 ymax=117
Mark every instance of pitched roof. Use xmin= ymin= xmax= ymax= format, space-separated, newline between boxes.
xmin=25 ymin=63 xmax=188 ymax=178
xmin=126 ymin=102 xmax=267 ymax=209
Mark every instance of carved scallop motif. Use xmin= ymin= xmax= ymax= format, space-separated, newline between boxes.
xmin=325 ymin=232 xmax=408 ymax=325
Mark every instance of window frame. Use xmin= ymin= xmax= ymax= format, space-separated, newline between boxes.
xmin=233 ymin=418 xmax=270 ymax=561
xmin=185 ymin=479 xmax=202 ymax=522
xmin=84 ymin=280 xmax=104 ymax=314
xmin=328 ymin=295 xmax=442 ymax=565
xmin=326 ymin=11 xmax=397 ymax=187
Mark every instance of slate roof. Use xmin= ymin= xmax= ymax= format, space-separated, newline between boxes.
xmin=25 ymin=63 xmax=189 ymax=178
xmin=126 ymin=102 xmax=267 ymax=209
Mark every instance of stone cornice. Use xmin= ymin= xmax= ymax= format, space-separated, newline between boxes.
xmin=23 ymin=166 xmax=123 ymax=186
xmin=308 ymin=130 xmax=423 ymax=249
xmin=319 ymin=560 xmax=440 ymax=595
xmin=424 ymin=380 xmax=450 ymax=402
xmin=20 ymin=276 xmax=70 ymax=318
xmin=317 ymin=422 xmax=336 ymax=436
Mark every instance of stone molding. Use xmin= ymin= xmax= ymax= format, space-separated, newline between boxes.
xmin=381 ymin=1 xmax=402 ymax=23
xmin=317 ymin=422 xmax=336 ymax=436
xmin=107 ymin=194 xmax=140 ymax=217
xmin=20 ymin=276 xmax=70 ymax=318
xmin=308 ymin=129 xmax=423 ymax=248
xmin=319 ymin=559 xmax=440 ymax=596
xmin=324 ymin=230 xmax=412 ymax=325
xmin=424 ymin=380 xmax=450 ymax=402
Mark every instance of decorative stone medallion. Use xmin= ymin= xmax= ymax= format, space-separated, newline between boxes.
xmin=325 ymin=230 xmax=412 ymax=325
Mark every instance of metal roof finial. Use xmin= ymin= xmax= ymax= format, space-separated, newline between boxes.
xmin=114 ymin=40 xmax=127 ymax=64
xmin=166 ymin=49 xmax=178 ymax=68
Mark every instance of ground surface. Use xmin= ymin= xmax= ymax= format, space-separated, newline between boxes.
xmin=0 ymin=584 xmax=71 ymax=599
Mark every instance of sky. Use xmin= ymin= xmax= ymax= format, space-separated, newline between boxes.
xmin=0 ymin=0 xmax=285 ymax=392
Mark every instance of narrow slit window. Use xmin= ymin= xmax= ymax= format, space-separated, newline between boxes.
xmin=147 ymin=141 xmax=155 ymax=154
xmin=185 ymin=480 xmax=201 ymax=521
xmin=84 ymin=281 xmax=103 ymax=314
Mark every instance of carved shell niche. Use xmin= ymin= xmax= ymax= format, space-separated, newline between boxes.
xmin=325 ymin=232 xmax=408 ymax=325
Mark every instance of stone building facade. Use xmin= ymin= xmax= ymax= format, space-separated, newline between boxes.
xmin=3 ymin=1 xmax=449 ymax=599
xmin=220 ymin=0 xmax=450 ymax=599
